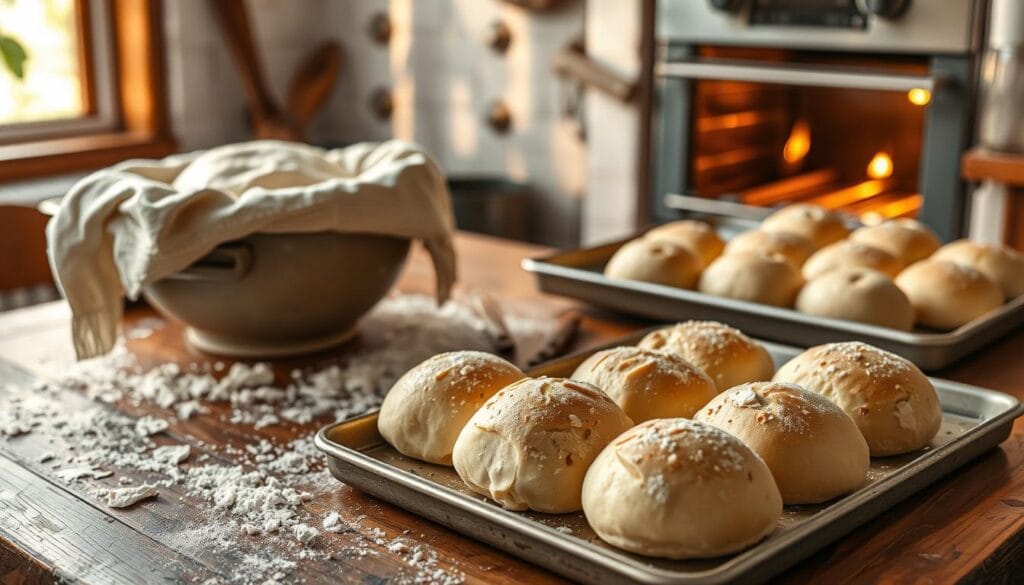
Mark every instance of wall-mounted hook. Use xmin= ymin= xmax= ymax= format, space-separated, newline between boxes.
xmin=487 ymin=101 xmax=512 ymax=134
xmin=370 ymin=87 xmax=393 ymax=120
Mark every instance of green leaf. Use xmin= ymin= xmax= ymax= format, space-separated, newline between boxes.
xmin=0 ymin=34 xmax=27 ymax=80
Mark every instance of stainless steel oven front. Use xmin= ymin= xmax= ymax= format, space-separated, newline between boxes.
xmin=651 ymin=0 xmax=986 ymax=241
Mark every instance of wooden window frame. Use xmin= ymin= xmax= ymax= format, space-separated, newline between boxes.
xmin=0 ymin=0 xmax=176 ymax=183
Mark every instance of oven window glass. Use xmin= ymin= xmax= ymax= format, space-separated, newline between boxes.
xmin=689 ymin=47 xmax=930 ymax=223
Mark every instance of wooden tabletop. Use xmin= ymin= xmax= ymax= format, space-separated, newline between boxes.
xmin=2 ymin=231 xmax=1024 ymax=584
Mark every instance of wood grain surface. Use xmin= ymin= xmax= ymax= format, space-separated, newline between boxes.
xmin=1 ymin=231 xmax=1023 ymax=584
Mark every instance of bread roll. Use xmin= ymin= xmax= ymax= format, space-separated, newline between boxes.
xmin=582 ymin=419 xmax=781 ymax=559
xmin=571 ymin=346 xmax=717 ymax=422
xmin=761 ymin=204 xmax=850 ymax=249
xmin=895 ymin=259 xmax=1003 ymax=329
xmin=849 ymin=219 xmax=940 ymax=266
xmin=452 ymin=377 xmax=633 ymax=513
xmin=932 ymin=239 xmax=1024 ymax=300
xmin=644 ymin=220 xmax=725 ymax=268
xmin=698 ymin=251 xmax=805 ymax=307
xmin=796 ymin=267 xmax=914 ymax=330
xmin=637 ymin=321 xmax=775 ymax=392
xmin=694 ymin=382 xmax=869 ymax=504
xmin=378 ymin=351 xmax=525 ymax=465
xmin=802 ymin=240 xmax=903 ymax=280
xmin=772 ymin=342 xmax=942 ymax=456
xmin=724 ymin=229 xmax=815 ymax=268
xmin=604 ymin=238 xmax=701 ymax=289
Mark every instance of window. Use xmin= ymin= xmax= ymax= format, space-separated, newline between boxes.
xmin=0 ymin=0 xmax=117 ymax=143
xmin=0 ymin=0 xmax=175 ymax=182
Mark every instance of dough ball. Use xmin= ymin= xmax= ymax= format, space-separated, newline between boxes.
xmin=761 ymin=204 xmax=850 ymax=249
xmin=796 ymin=267 xmax=914 ymax=331
xmin=849 ymin=219 xmax=940 ymax=266
xmin=802 ymin=239 xmax=903 ymax=280
xmin=452 ymin=377 xmax=633 ymax=513
xmin=724 ymin=229 xmax=815 ymax=268
xmin=571 ymin=346 xmax=717 ymax=422
xmin=582 ymin=418 xmax=781 ymax=559
xmin=694 ymin=382 xmax=869 ymax=504
xmin=644 ymin=220 xmax=725 ymax=268
xmin=637 ymin=321 xmax=775 ymax=392
xmin=773 ymin=342 xmax=942 ymax=456
xmin=932 ymin=239 xmax=1024 ymax=300
xmin=604 ymin=238 xmax=702 ymax=289
xmin=378 ymin=351 xmax=525 ymax=465
xmin=895 ymin=259 xmax=1004 ymax=329
xmin=698 ymin=251 xmax=805 ymax=307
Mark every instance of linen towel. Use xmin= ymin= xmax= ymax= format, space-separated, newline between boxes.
xmin=47 ymin=140 xmax=456 ymax=360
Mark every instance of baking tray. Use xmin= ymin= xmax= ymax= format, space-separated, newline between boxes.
xmin=522 ymin=238 xmax=1024 ymax=371
xmin=315 ymin=333 xmax=1023 ymax=585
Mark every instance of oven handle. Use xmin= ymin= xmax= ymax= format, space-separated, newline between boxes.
xmin=656 ymin=58 xmax=939 ymax=92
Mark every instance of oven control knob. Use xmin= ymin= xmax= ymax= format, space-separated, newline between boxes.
xmin=858 ymin=0 xmax=910 ymax=18
xmin=708 ymin=0 xmax=743 ymax=12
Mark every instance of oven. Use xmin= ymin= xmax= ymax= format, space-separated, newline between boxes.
xmin=650 ymin=0 xmax=986 ymax=241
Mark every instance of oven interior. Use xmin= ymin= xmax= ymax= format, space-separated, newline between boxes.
xmin=689 ymin=46 xmax=932 ymax=224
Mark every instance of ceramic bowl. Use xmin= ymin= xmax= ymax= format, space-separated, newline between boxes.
xmin=143 ymin=232 xmax=410 ymax=357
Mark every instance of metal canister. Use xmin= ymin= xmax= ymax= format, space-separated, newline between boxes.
xmin=978 ymin=0 xmax=1024 ymax=152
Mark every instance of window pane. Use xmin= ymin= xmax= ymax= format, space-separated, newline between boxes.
xmin=0 ymin=0 xmax=84 ymax=125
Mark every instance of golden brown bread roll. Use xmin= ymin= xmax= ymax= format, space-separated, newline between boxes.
xmin=796 ymin=267 xmax=915 ymax=331
xmin=760 ymin=204 xmax=850 ymax=249
xmin=582 ymin=418 xmax=782 ymax=559
xmin=604 ymin=238 xmax=702 ymax=289
xmin=644 ymin=220 xmax=725 ymax=268
xmin=637 ymin=321 xmax=775 ymax=392
xmin=895 ymin=259 xmax=1003 ymax=329
xmin=694 ymin=382 xmax=869 ymax=504
xmin=724 ymin=229 xmax=815 ymax=268
xmin=378 ymin=351 xmax=525 ymax=465
xmin=452 ymin=377 xmax=633 ymax=513
xmin=802 ymin=239 xmax=903 ymax=280
xmin=849 ymin=219 xmax=940 ymax=266
xmin=698 ymin=251 xmax=805 ymax=307
xmin=571 ymin=346 xmax=717 ymax=422
xmin=772 ymin=342 xmax=942 ymax=456
xmin=932 ymin=239 xmax=1024 ymax=300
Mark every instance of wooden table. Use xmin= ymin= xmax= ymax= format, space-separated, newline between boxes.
xmin=2 ymin=231 xmax=1024 ymax=584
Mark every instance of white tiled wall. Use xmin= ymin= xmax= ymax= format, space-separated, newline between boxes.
xmin=163 ymin=0 xmax=587 ymax=246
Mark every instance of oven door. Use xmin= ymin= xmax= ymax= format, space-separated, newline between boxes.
xmin=652 ymin=47 xmax=973 ymax=240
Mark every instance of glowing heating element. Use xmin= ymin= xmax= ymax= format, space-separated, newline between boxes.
xmin=782 ymin=120 xmax=811 ymax=165
xmin=867 ymin=152 xmax=894 ymax=180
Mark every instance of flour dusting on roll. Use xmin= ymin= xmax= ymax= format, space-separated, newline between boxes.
xmin=378 ymin=351 xmax=525 ymax=465
xmin=571 ymin=346 xmax=717 ymax=422
xmin=773 ymin=342 xmax=941 ymax=456
xmin=582 ymin=419 xmax=781 ymax=559
xmin=695 ymin=382 xmax=869 ymax=504
xmin=452 ymin=377 xmax=633 ymax=513
xmin=638 ymin=321 xmax=775 ymax=392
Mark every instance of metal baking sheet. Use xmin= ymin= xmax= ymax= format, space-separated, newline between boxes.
xmin=521 ymin=235 xmax=1024 ymax=371
xmin=315 ymin=334 xmax=1023 ymax=585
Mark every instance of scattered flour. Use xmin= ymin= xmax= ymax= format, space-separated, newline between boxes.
xmin=105 ymin=484 xmax=159 ymax=508
xmin=0 ymin=294 xmax=501 ymax=584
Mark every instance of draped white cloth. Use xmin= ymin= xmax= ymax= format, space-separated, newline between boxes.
xmin=47 ymin=140 xmax=457 ymax=359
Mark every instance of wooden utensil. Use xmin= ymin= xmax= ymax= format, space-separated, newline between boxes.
xmin=209 ymin=0 xmax=342 ymax=141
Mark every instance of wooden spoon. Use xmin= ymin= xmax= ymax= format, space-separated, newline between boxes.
xmin=209 ymin=0 xmax=302 ymax=140
xmin=287 ymin=41 xmax=343 ymax=131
